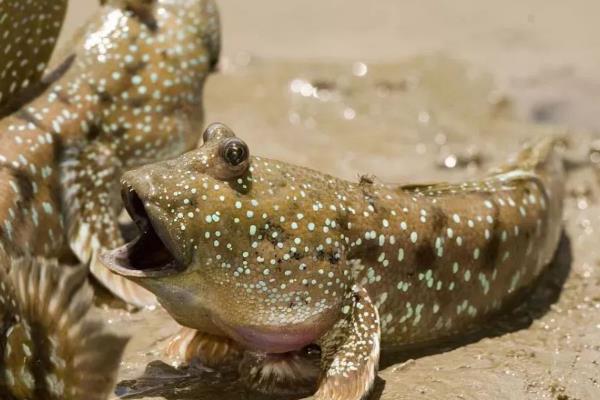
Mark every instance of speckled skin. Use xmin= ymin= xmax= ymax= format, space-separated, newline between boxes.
xmin=104 ymin=124 xmax=564 ymax=400
xmin=0 ymin=3 xmax=141 ymax=398
xmin=0 ymin=0 xmax=220 ymax=305
xmin=0 ymin=1 xmax=68 ymax=118
xmin=0 ymin=1 xmax=218 ymax=397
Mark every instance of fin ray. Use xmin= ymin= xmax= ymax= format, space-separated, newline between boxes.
xmin=60 ymin=143 xmax=157 ymax=307
xmin=0 ymin=251 xmax=129 ymax=400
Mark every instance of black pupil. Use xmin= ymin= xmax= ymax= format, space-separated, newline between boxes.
xmin=225 ymin=143 xmax=246 ymax=166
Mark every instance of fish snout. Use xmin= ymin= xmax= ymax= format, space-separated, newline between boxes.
xmin=100 ymin=165 xmax=189 ymax=280
xmin=120 ymin=165 xmax=163 ymax=202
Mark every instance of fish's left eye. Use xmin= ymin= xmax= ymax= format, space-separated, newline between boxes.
xmin=220 ymin=138 xmax=249 ymax=167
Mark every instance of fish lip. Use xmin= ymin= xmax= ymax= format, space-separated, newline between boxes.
xmin=99 ymin=185 xmax=188 ymax=278
xmin=100 ymin=240 xmax=184 ymax=278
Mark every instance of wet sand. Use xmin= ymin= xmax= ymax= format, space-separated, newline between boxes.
xmin=61 ymin=2 xmax=600 ymax=399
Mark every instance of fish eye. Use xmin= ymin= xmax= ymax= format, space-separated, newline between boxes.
xmin=203 ymin=126 xmax=217 ymax=144
xmin=220 ymin=138 xmax=249 ymax=167
xmin=203 ymin=122 xmax=235 ymax=144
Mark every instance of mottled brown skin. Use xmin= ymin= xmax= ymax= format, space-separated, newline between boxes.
xmin=103 ymin=124 xmax=564 ymax=400
xmin=0 ymin=3 xmax=141 ymax=399
xmin=0 ymin=1 xmax=218 ymax=397
xmin=0 ymin=0 xmax=220 ymax=306
xmin=0 ymin=1 xmax=68 ymax=118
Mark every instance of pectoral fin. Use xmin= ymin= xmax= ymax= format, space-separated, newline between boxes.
xmin=314 ymin=285 xmax=381 ymax=400
xmin=60 ymin=142 xmax=157 ymax=307
xmin=165 ymin=326 xmax=242 ymax=367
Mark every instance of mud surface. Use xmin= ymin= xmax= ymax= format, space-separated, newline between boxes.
xmin=61 ymin=1 xmax=600 ymax=399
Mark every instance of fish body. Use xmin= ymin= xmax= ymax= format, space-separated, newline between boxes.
xmin=0 ymin=0 xmax=220 ymax=305
xmin=346 ymin=141 xmax=563 ymax=348
xmin=0 ymin=2 xmax=219 ymax=397
xmin=0 ymin=0 xmax=219 ymax=400
xmin=103 ymin=124 xmax=565 ymax=399
xmin=0 ymin=1 xmax=68 ymax=118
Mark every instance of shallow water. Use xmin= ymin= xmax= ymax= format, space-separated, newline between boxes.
xmin=92 ymin=55 xmax=600 ymax=399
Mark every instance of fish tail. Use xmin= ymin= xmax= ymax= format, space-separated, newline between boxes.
xmin=0 ymin=250 xmax=129 ymax=400
xmin=494 ymin=136 xmax=565 ymax=264
xmin=494 ymin=136 xmax=565 ymax=192
xmin=513 ymin=136 xmax=565 ymax=204
xmin=524 ymin=137 xmax=566 ymax=257
xmin=511 ymin=136 xmax=564 ymax=173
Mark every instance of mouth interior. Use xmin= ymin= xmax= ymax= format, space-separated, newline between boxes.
xmin=117 ymin=188 xmax=178 ymax=271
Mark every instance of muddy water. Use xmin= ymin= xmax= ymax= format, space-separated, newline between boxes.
xmin=91 ymin=55 xmax=600 ymax=400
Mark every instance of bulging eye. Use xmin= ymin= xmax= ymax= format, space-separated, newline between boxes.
xmin=220 ymin=138 xmax=249 ymax=167
xmin=203 ymin=122 xmax=233 ymax=144
xmin=203 ymin=125 xmax=217 ymax=144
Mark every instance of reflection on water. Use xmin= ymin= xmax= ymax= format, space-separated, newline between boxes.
xmin=99 ymin=55 xmax=600 ymax=400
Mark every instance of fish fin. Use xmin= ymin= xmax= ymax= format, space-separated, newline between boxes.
xmin=493 ymin=136 xmax=566 ymax=259
xmin=0 ymin=251 xmax=129 ymax=400
xmin=0 ymin=0 xmax=68 ymax=117
xmin=165 ymin=326 xmax=242 ymax=367
xmin=491 ymin=135 xmax=564 ymax=174
xmin=239 ymin=351 xmax=320 ymax=396
xmin=314 ymin=285 xmax=381 ymax=400
xmin=402 ymin=137 xmax=566 ymax=196
xmin=89 ymin=252 xmax=158 ymax=307
xmin=60 ymin=142 xmax=157 ymax=307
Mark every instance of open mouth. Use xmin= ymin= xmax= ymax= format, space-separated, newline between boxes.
xmin=100 ymin=186 xmax=184 ymax=278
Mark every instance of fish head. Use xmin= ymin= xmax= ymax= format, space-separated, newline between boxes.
xmin=101 ymin=123 xmax=351 ymax=353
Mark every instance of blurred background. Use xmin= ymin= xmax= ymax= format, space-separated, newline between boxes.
xmin=64 ymin=0 xmax=600 ymax=131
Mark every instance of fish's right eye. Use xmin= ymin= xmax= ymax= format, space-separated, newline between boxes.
xmin=202 ymin=125 xmax=217 ymax=144
xmin=202 ymin=122 xmax=235 ymax=144
xmin=220 ymin=138 xmax=249 ymax=167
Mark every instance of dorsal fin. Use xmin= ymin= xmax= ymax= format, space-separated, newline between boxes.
xmin=0 ymin=0 xmax=68 ymax=118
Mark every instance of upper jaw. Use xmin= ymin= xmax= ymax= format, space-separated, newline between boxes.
xmin=100 ymin=181 xmax=188 ymax=278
